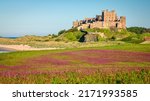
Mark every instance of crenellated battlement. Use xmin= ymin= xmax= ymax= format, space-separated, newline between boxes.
xmin=73 ymin=10 xmax=126 ymax=30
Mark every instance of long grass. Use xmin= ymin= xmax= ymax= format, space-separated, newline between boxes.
xmin=0 ymin=69 xmax=149 ymax=84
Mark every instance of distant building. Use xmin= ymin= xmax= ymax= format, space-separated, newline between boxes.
xmin=73 ymin=9 xmax=126 ymax=30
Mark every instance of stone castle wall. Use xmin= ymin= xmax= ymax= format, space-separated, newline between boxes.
xmin=73 ymin=10 xmax=126 ymax=30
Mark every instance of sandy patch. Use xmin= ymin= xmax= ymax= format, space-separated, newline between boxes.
xmin=140 ymin=41 xmax=150 ymax=44
xmin=0 ymin=44 xmax=63 ymax=51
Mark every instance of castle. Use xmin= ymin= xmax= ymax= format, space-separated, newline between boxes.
xmin=73 ymin=9 xmax=126 ymax=30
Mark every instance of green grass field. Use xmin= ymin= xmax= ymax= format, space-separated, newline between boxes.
xmin=0 ymin=44 xmax=150 ymax=84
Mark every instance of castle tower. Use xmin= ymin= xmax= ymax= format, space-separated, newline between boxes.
xmin=120 ymin=16 xmax=126 ymax=29
xmin=102 ymin=10 xmax=117 ymax=22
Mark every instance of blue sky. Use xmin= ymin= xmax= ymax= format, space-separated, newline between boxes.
xmin=0 ymin=0 xmax=150 ymax=37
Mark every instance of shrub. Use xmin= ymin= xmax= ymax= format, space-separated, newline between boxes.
xmin=64 ymin=31 xmax=84 ymax=41
xmin=121 ymin=34 xmax=144 ymax=44
xmin=58 ymin=29 xmax=66 ymax=36
xmin=55 ymin=39 xmax=62 ymax=42
xmin=65 ymin=28 xmax=78 ymax=33
xmin=141 ymin=33 xmax=150 ymax=38
xmin=51 ymin=34 xmax=58 ymax=38
xmin=98 ymin=37 xmax=106 ymax=41
xmin=127 ymin=27 xmax=150 ymax=34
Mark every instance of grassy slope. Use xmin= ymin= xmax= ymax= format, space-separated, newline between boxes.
xmin=1 ymin=28 xmax=149 ymax=49
xmin=96 ymin=44 xmax=150 ymax=52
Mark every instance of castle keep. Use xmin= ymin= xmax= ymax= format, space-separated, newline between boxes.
xmin=73 ymin=10 xmax=126 ymax=30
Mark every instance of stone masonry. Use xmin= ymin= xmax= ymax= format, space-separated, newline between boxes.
xmin=73 ymin=9 xmax=126 ymax=30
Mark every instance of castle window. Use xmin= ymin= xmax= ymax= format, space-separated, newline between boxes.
xmin=116 ymin=23 xmax=118 ymax=28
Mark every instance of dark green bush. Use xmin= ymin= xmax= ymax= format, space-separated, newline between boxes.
xmin=64 ymin=31 xmax=84 ymax=41
xmin=127 ymin=27 xmax=150 ymax=34
xmin=58 ymin=29 xmax=66 ymax=36
xmin=121 ymin=34 xmax=144 ymax=44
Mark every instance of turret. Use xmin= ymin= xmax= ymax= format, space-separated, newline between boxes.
xmin=73 ymin=20 xmax=79 ymax=28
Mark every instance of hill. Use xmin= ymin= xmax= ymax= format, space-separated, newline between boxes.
xmin=55 ymin=28 xmax=131 ymax=42
xmin=55 ymin=27 xmax=150 ymax=44
xmin=0 ymin=27 xmax=150 ymax=49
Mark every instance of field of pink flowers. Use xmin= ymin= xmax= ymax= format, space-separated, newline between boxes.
xmin=0 ymin=49 xmax=150 ymax=84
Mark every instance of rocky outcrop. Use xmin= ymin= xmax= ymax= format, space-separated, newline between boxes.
xmin=84 ymin=33 xmax=99 ymax=42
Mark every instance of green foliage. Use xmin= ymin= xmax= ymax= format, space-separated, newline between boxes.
xmin=64 ymin=32 xmax=76 ymax=41
xmin=97 ymin=37 xmax=106 ymax=41
xmin=14 ymin=35 xmax=52 ymax=42
xmin=53 ymin=27 xmax=150 ymax=43
xmin=64 ymin=31 xmax=84 ymax=41
xmin=84 ymin=28 xmax=101 ymax=32
xmin=55 ymin=28 xmax=84 ymax=41
xmin=121 ymin=28 xmax=150 ymax=43
xmin=121 ymin=34 xmax=143 ymax=44
xmin=127 ymin=27 xmax=150 ymax=34
xmin=51 ymin=34 xmax=58 ymax=38
xmin=58 ymin=29 xmax=66 ymax=36
xmin=65 ymin=28 xmax=78 ymax=33
xmin=55 ymin=38 xmax=62 ymax=42
xmin=84 ymin=28 xmax=112 ymax=35
xmin=141 ymin=33 xmax=150 ymax=38
xmin=85 ymin=28 xmax=132 ymax=40
xmin=121 ymin=32 xmax=150 ymax=44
